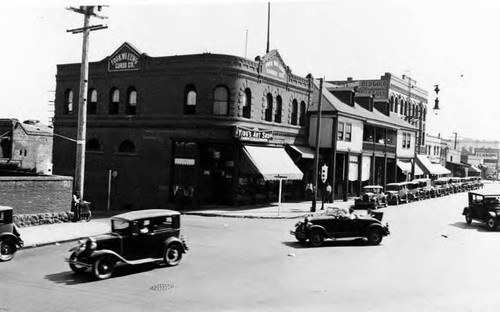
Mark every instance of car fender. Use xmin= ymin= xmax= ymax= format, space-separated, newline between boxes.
xmin=488 ymin=211 xmax=496 ymax=218
xmin=0 ymin=232 xmax=22 ymax=247
xmin=89 ymin=249 xmax=128 ymax=264
xmin=307 ymin=225 xmax=327 ymax=237
xmin=364 ymin=223 xmax=386 ymax=236
xmin=462 ymin=207 xmax=470 ymax=215
xmin=164 ymin=236 xmax=187 ymax=253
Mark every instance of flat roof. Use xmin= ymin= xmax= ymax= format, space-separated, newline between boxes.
xmin=0 ymin=206 xmax=13 ymax=212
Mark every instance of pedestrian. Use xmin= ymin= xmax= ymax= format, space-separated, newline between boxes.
xmin=71 ymin=191 xmax=81 ymax=221
xmin=325 ymin=183 xmax=332 ymax=203
xmin=305 ymin=182 xmax=313 ymax=200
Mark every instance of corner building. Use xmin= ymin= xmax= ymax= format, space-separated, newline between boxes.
xmin=53 ymin=43 xmax=312 ymax=211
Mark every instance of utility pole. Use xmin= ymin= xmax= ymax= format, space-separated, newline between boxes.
xmin=312 ymin=78 xmax=324 ymax=212
xmin=67 ymin=6 xmax=107 ymax=198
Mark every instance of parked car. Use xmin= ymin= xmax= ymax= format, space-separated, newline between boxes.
xmin=412 ymin=178 xmax=435 ymax=199
xmin=0 ymin=206 xmax=24 ymax=262
xmin=463 ymin=191 xmax=500 ymax=230
xmin=460 ymin=177 xmax=472 ymax=192
xmin=291 ymin=206 xmax=390 ymax=246
xmin=353 ymin=185 xmax=387 ymax=209
xmin=448 ymin=177 xmax=462 ymax=193
xmin=385 ymin=182 xmax=410 ymax=205
xmin=433 ymin=178 xmax=451 ymax=196
xmin=471 ymin=177 xmax=484 ymax=189
xmin=66 ymin=209 xmax=188 ymax=280
xmin=404 ymin=181 xmax=421 ymax=202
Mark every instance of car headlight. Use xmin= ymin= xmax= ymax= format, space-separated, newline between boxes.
xmin=85 ymin=237 xmax=97 ymax=251
xmin=496 ymin=211 xmax=500 ymax=216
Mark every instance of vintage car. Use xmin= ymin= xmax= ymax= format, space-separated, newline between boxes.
xmin=385 ymin=182 xmax=409 ymax=205
xmin=471 ymin=177 xmax=484 ymax=189
xmin=0 ymin=206 xmax=24 ymax=262
xmin=291 ymin=206 xmax=390 ymax=246
xmin=412 ymin=178 xmax=435 ymax=199
xmin=404 ymin=181 xmax=421 ymax=202
xmin=66 ymin=209 xmax=188 ymax=280
xmin=460 ymin=177 xmax=472 ymax=192
xmin=433 ymin=178 xmax=451 ymax=196
xmin=353 ymin=185 xmax=387 ymax=209
xmin=463 ymin=191 xmax=500 ymax=230
xmin=448 ymin=177 xmax=463 ymax=193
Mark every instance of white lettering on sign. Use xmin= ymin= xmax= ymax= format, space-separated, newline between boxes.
xmin=234 ymin=126 xmax=273 ymax=142
xmin=264 ymin=60 xmax=286 ymax=80
xmin=109 ymin=51 xmax=140 ymax=72
xmin=475 ymin=152 xmax=498 ymax=160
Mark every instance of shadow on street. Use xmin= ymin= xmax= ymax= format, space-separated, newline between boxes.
xmin=282 ymin=238 xmax=371 ymax=249
xmin=448 ymin=221 xmax=491 ymax=232
xmin=44 ymin=262 xmax=164 ymax=285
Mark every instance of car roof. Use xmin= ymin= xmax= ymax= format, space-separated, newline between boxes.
xmin=0 ymin=206 xmax=13 ymax=212
xmin=363 ymin=185 xmax=383 ymax=188
xmin=112 ymin=209 xmax=180 ymax=221
xmin=386 ymin=182 xmax=405 ymax=186
xmin=469 ymin=191 xmax=500 ymax=197
xmin=412 ymin=178 xmax=430 ymax=182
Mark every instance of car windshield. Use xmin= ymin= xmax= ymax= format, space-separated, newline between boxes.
xmin=364 ymin=187 xmax=380 ymax=193
xmin=484 ymin=197 xmax=500 ymax=206
xmin=386 ymin=185 xmax=399 ymax=191
xmin=111 ymin=219 xmax=130 ymax=233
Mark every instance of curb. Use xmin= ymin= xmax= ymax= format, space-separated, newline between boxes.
xmin=21 ymin=237 xmax=83 ymax=250
xmin=182 ymin=212 xmax=308 ymax=219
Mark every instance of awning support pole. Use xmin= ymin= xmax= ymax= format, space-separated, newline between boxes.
xmin=278 ymin=178 xmax=282 ymax=216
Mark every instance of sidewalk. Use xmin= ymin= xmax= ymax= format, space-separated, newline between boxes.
xmin=17 ymin=199 xmax=355 ymax=249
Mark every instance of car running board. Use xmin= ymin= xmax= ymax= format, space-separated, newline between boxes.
xmin=126 ymin=257 xmax=164 ymax=265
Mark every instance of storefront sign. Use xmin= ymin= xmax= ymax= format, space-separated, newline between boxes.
xmin=234 ymin=126 xmax=273 ymax=142
xmin=475 ymin=152 xmax=498 ymax=160
xmin=337 ymin=79 xmax=388 ymax=99
xmin=108 ymin=43 xmax=141 ymax=72
xmin=263 ymin=59 xmax=286 ymax=81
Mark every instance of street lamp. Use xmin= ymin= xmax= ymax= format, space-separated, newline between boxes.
xmin=433 ymin=84 xmax=440 ymax=114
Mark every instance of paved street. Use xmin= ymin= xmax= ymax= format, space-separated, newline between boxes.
xmin=2 ymin=184 xmax=500 ymax=312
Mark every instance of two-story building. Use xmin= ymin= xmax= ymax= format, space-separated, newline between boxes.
xmin=53 ymin=42 xmax=312 ymax=210
xmin=308 ymin=80 xmax=423 ymax=201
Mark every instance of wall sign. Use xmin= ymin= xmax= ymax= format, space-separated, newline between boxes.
xmin=234 ymin=126 xmax=273 ymax=142
xmin=108 ymin=42 xmax=141 ymax=72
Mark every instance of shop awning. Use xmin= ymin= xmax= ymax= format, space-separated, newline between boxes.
xmin=241 ymin=145 xmax=304 ymax=181
xmin=397 ymin=160 xmax=423 ymax=175
xmin=470 ymin=165 xmax=481 ymax=173
xmin=289 ymin=145 xmax=315 ymax=159
xmin=416 ymin=155 xmax=450 ymax=175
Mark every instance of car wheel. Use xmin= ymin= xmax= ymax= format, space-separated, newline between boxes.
xmin=308 ymin=230 xmax=324 ymax=247
xmin=164 ymin=244 xmax=183 ymax=267
xmin=93 ymin=256 xmax=115 ymax=280
xmin=0 ymin=239 xmax=16 ymax=262
xmin=295 ymin=234 xmax=307 ymax=243
xmin=84 ymin=211 xmax=92 ymax=222
xmin=69 ymin=252 xmax=87 ymax=274
xmin=487 ymin=218 xmax=497 ymax=231
xmin=367 ymin=229 xmax=383 ymax=245
xmin=464 ymin=211 xmax=472 ymax=225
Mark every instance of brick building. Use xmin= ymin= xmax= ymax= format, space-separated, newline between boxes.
xmin=53 ymin=42 xmax=312 ymax=211
xmin=0 ymin=119 xmax=53 ymax=175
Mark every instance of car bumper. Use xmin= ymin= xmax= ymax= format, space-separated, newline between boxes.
xmin=65 ymin=257 xmax=92 ymax=268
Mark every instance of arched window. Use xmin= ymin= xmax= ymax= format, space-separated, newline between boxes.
xmin=126 ymin=87 xmax=137 ymax=115
xmin=184 ymin=84 xmax=196 ymax=115
xmin=109 ymin=88 xmax=119 ymax=114
xmin=213 ymin=86 xmax=229 ymax=115
xmin=87 ymin=138 xmax=101 ymax=151
xmin=118 ymin=140 xmax=135 ymax=153
xmin=299 ymin=101 xmax=306 ymax=126
xmin=64 ymin=89 xmax=73 ymax=115
xmin=399 ymin=97 xmax=404 ymax=114
xmin=291 ymin=99 xmax=298 ymax=125
xmin=390 ymin=95 xmax=395 ymax=112
xmin=423 ymin=108 xmax=427 ymax=121
xmin=404 ymin=100 xmax=408 ymax=116
xmin=242 ymin=88 xmax=251 ymax=118
xmin=275 ymin=95 xmax=282 ymax=123
xmin=394 ymin=97 xmax=399 ymax=113
xmin=88 ymin=89 xmax=97 ymax=115
xmin=265 ymin=93 xmax=273 ymax=121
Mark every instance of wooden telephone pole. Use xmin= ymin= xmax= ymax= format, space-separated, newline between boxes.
xmin=67 ymin=6 xmax=107 ymax=198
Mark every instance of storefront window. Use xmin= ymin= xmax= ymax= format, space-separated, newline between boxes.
xmin=363 ymin=125 xmax=374 ymax=142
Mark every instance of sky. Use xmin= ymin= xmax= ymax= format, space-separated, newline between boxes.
xmin=1 ymin=0 xmax=499 ymax=142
